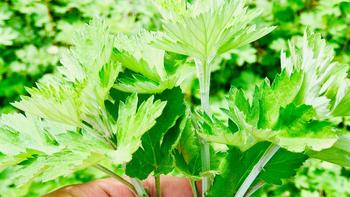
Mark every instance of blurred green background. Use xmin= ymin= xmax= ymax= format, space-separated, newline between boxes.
xmin=0 ymin=0 xmax=349 ymax=196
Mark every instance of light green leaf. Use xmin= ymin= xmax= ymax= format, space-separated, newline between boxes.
xmin=113 ymin=30 xmax=194 ymax=93
xmin=197 ymin=110 xmax=256 ymax=152
xmin=272 ymin=104 xmax=338 ymax=152
xmin=113 ymin=93 xmax=167 ymax=163
xmin=281 ymin=31 xmax=350 ymax=118
xmin=115 ymin=72 xmax=165 ymax=94
xmin=1 ymin=19 xmax=169 ymax=188
xmin=114 ymin=31 xmax=166 ymax=81
xmin=199 ymin=32 xmax=348 ymax=153
xmin=12 ymin=78 xmax=82 ymax=126
xmin=0 ymin=27 xmax=18 ymax=46
xmin=307 ymin=133 xmax=350 ymax=167
xmin=0 ymin=113 xmax=61 ymax=155
xmin=12 ymin=19 xmax=121 ymax=131
xmin=153 ymin=0 xmax=275 ymax=61
xmin=257 ymin=70 xmax=304 ymax=129
xmin=0 ymin=92 xmax=166 ymax=187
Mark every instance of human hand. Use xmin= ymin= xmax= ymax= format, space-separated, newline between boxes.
xmin=44 ymin=176 xmax=199 ymax=197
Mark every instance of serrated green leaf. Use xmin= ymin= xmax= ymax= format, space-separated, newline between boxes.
xmin=257 ymin=70 xmax=304 ymax=129
xmin=174 ymin=115 xmax=225 ymax=179
xmin=0 ymin=21 xmax=168 ymax=186
xmin=198 ymin=110 xmax=257 ymax=152
xmin=12 ymin=19 xmax=121 ymax=130
xmin=153 ymin=0 xmax=275 ymax=61
xmin=282 ymin=31 xmax=350 ymax=118
xmin=307 ymin=133 xmax=350 ymax=167
xmin=12 ymin=79 xmax=82 ymax=126
xmin=200 ymin=31 xmax=346 ymax=154
xmin=126 ymin=87 xmax=186 ymax=179
xmin=115 ymin=72 xmax=165 ymax=94
xmin=173 ymin=117 xmax=202 ymax=178
xmin=271 ymin=104 xmax=338 ymax=152
xmin=113 ymin=93 xmax=167 ymax=163
xmin=208 ymin=142 xmax=306 ymax=197
xmin=113 ymin=30 xmax=194 ymax=94
xmin=0 ymin=91 xmax=166 ymax=187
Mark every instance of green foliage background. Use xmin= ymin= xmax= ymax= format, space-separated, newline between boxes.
xmin=0 ymin=0 xmax=349 ymax=196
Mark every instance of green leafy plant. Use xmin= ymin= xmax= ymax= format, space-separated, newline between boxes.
xmin=259 ymin=159 xmax=350 ymax=197
xmin=198 ymin=30 xmax=350 ymax=196
xmin=0 ymin=0 xmax=159 ymax=113
xmin=0 ymin=0 xmax=350 ymax=197
xmin=153 ymin=0 xmax=275 ymax=193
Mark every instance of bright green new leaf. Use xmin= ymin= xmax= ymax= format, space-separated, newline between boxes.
xmin=272 ymin=104 xmax=338 ymax=152
xmin=113 ymin=93 xmax=167 ymax=163
xmin=153 ymin=0 xmax=275 ymax=61
xmin=113 ymin=30 xmax=195 ymax=94
xmin=0 ymin=113 xmax=61 ymax=156
xmin=12 ymin=19 xmax=121 ymax=131
xmin=12 ymin=78 xmax=82 ymax=126
xmin=256 ymin=70 xmax=304 ymax=129
xmin=281 ymin=30 xmax=350 ymax=118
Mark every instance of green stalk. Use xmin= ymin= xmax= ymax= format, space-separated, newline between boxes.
xmin=194 ymin=58 xmax=211 ymax=196
xmin=131 ymin=178 xmax=149 ymax=197
xmin=234 ymin=144 xmax=280 ymax=197
xmin=94 ymin=164 xmax=139 ymax=196
xmin=155 ymin=175 xmax=161 ymax=197
xmin=190 ymin=180 xmax=199 ymax=197
xmin=245 ymin=181 xmax=265 ymax=197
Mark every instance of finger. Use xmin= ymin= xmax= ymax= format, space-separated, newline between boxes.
xmin=94 ymin=178 xmax=135 ymax=197
xmin=143 ymin=176 xmax=195 ymax=197
xmin=43 ymin=178 xmax=134 ymax=197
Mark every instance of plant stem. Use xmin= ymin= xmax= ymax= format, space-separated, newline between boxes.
xmin=244 ymin=181 xmax=265 ymax=197
xmin=155 ymin=175 xmax=161 ymax=197
xmin=94 ymin=164 xmax=138 ymax=196
xmin=234 ymin=144 xmax=280 ymax=197
xmin=200 ymin=141 xmax=210 ymax=194
xmin=194 ymin=58 xmax=211 ymax=196
xmin=190 ymin=180 xmax=199 ymax=197
xmin=131 ymin=178 xmax=149 ymax=197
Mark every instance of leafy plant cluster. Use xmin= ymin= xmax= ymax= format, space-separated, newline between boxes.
xmin=260 ymin=159 xmax=350 ymax=197
xmin=0 ymin=0 xmax=350 ymax=196
xmin=211 ymin=0 xmax=350 ymax=97
xmin=0 ymin=0 xmax=159 ymax=113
